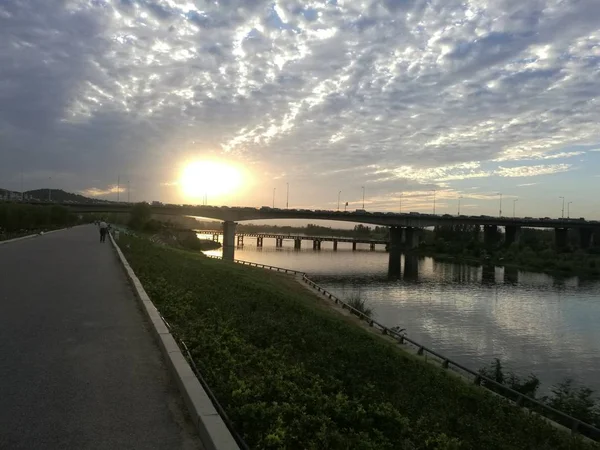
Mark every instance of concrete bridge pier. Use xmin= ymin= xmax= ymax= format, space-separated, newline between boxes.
xmin=275 ymin=238 xmax=283 ymax=248
xmin=404 ymin=227 xmax=419 ymax=250
xmin=257 ymin=237 xmax=263 ymax=247
xmin=483 ymin=225 xmax=498 ymax=246
xmin=213 ymin=233 xmax=219 ymax=242
xmin=313 ymin=239 xmax=321 ymax=250
xmin=294 ymin=238 xmax=301 ymax=250
xmin=505 ymin=225 xmax=521 ymax=246
xmin=579 ymin=228 xmax=594 ymax=249
xmin=222 ymin=221 xmax=237 ymax=261
xmin=555 ymin=228 xmax=569 ymax=250
xmin=333 ymin=240 xmax=338 ymax=251
xmin=236 ymin=235 xmax=244 ymax=246
xmin=352 ymin=242 xmax=357 ymax=251
xmin=370 ymin=242 xmax=375 ymax=251
xmin=387 ymin=226 xmax=403 ymax=278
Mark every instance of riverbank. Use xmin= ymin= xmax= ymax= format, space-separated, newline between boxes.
xmin=414 ymin=247 xmax=600 ymax=279
xmin=119 ymin=234 xmax=596 ymax=449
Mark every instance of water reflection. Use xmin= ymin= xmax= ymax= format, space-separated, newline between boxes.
xmin=201 ymin=234 xmax=600 ymax=392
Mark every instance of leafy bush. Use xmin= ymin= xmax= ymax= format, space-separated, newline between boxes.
xmin=120 ymin=235 xmax=598 ymax=449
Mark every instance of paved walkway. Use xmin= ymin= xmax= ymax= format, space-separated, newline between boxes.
xmin=0 ymin=226 xmax=202 ymax=449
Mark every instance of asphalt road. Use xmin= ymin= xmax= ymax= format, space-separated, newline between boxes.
xmin=0 ymin=226 xmax=203 ymax=450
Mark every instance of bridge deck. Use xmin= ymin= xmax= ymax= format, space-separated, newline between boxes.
xmin=0 ymin=226 xmax=202 ymax=449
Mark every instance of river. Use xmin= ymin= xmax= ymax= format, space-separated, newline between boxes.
xmin=200 ymin=234 xmax=600 ymax=394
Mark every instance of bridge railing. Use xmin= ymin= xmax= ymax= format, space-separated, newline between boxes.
xmin=205 ymin=254 xmax=600 ymax=441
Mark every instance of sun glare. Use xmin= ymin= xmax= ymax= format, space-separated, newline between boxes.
xmin=179 ymin=160 xmax=243 ymax=200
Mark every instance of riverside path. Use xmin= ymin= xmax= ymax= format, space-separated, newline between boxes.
xmin=0 ymin=225 xmax=202 ymax=449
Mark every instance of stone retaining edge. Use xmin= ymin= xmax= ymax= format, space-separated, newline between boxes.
xmin=0 ymin=227 xmax=70 ymax=245
xmin=109 ymin=233 xmax=240 ymax=450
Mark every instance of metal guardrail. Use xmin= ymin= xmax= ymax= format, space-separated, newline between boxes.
xmin=206 ymin=254 xmax=600 ymax=442
xmin=205 ymin=255 xmax=305 ymax=275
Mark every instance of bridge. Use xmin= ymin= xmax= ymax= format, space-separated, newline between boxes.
xmin=198 ymin=230 xmax=388 ymax=250
xmin=27 ymin=202 xmax=600 ymax=276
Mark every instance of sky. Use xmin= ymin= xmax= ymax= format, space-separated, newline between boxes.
xmin=1 ymin=0 xmax=600 ymax=219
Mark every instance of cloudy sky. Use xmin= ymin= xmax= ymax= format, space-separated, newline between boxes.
xmin=1 ymin=0 xmax=599 ymax=218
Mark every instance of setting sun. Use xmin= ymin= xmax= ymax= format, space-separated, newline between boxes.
xmin=179 ymin=160 xmax=243 ymax=200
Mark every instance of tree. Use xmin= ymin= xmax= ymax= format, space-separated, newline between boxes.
xmin=128 ymin=202 xmax=152 ymax=230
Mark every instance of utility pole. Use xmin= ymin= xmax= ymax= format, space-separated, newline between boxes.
xmin=559 ymin=196 xmax=565 ymax=218
xmin=432 ymin=190 xmax=436 ymax=214
xmin=337 ymin=191 xmax=341 ymax=211
xmin=568 ymin=201 xmax=572 ymax=218
xmin=272 ymin=187 xmax=276 ymax=208
xmin=498 ymin=193 xmax=502 ymax=217
xmin=286 ymin=183 xmax=289 ymax=209
xmin=361 ymin=186 xmax=365 ymax=209
xmin=513 ymin=198 xmax=518 ymax=218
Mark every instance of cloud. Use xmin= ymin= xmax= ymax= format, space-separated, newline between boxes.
xmin=496 ymin=164 xmax=572 ymax=178
xmin=517 ymin=182 xmax=540 ymax=187
xmin=80 ymin=185 xmax=120 ymax=197
xmin=0 ymin=0 xmax=599 ymax=206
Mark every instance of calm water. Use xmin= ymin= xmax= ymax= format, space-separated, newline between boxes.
xmin=201 ymin=234 xmax=600 ymax=393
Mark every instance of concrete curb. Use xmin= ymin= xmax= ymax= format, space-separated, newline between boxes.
xmin=109 ymin=233 xmax=240 ymax=450
xmin=0 ymin=226 xmax=70 ymax=246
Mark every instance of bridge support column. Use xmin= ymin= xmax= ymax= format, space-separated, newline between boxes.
xmin=222 ymin=221 xmax=237 ymax=261
xmin=387 ymin=226 xmax=403 ymax=278
xmin=505 ymin=225 xmax=521 ymax=246
xmin=404 ymin=227 xmax=419 ymax=250
xmin=313 ymin=239 xmax=321 ymax=250
xmin=213 ymin=233 xmax=219 ymax=242
xmin=483 ymin=225 xmax=498 ymax=246
xmin=555 ymin=228 xmax=569 ymax=250
xmin=294 ymin=238 xmax=301 ymax=249
xmin=333 ymin=240 xmax=338 ymax=251
xmin=579 ymin=228 xmax=593 ymax=249
xmin=352 ymin=242 xmax=357 ymax=251
xmin=275 ymin=238 xmax=283 ymax=248
xmin=370 ymin=242 xmax=375 ymax=251
xmin=257 ymin=237 xmax=263 ymax=247
xmin=236 ymin=235 xmax=244 ymax=246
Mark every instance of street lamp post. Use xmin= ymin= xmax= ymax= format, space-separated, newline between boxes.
xmin=513 ymin=198 xmax=518 ymax=218
xmin=498 ymin=193 xmax=502 ymax=217
xmin=286 ymin=183 xmax=289 ymax=209
xmin=568 ymin=201 xmax=572 ymax=218
xmin=432 ymin=190 xmax=436 ymax=214
xmin=361 ymin=186 xmax=365 ymax=209
xmin=559 ymin=196 xmax=565 ymax=218
xmin=337 ymin=191 xmax=342 ymax=211
xmin=273 ymin=187 xmax=276 ymax=208
xmin=458 ymin=195 xmax=463 ymax=216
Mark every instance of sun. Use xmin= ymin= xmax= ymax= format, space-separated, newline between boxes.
xmin=179 ymin=160 xmax=243 ymax=201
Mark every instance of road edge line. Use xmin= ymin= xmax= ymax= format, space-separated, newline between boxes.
xmin=109 ymin=233 xmax=240 ymax=450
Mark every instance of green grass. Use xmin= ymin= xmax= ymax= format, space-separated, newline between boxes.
xmin=120 ymin=235 xmax=598 ymax=450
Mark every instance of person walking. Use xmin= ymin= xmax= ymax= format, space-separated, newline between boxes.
xmin=99 ymin=219 xmax=108 ymax=243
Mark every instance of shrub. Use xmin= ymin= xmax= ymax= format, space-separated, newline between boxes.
xmin=346 ymin=294 xmax=373 ymax=318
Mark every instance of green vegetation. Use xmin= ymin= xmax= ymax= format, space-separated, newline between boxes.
xmin=479 ymin=359 xmax=600 ymax=433
xmin=419 ymin=225 xmax=600 ymax=278
xmin=0 ymin=202 xmax=79 ymax=240
xmin=119 ymin=234 xmax=597 ymax=449
xmin=346 ymin=293 xmax=374 ymax=318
